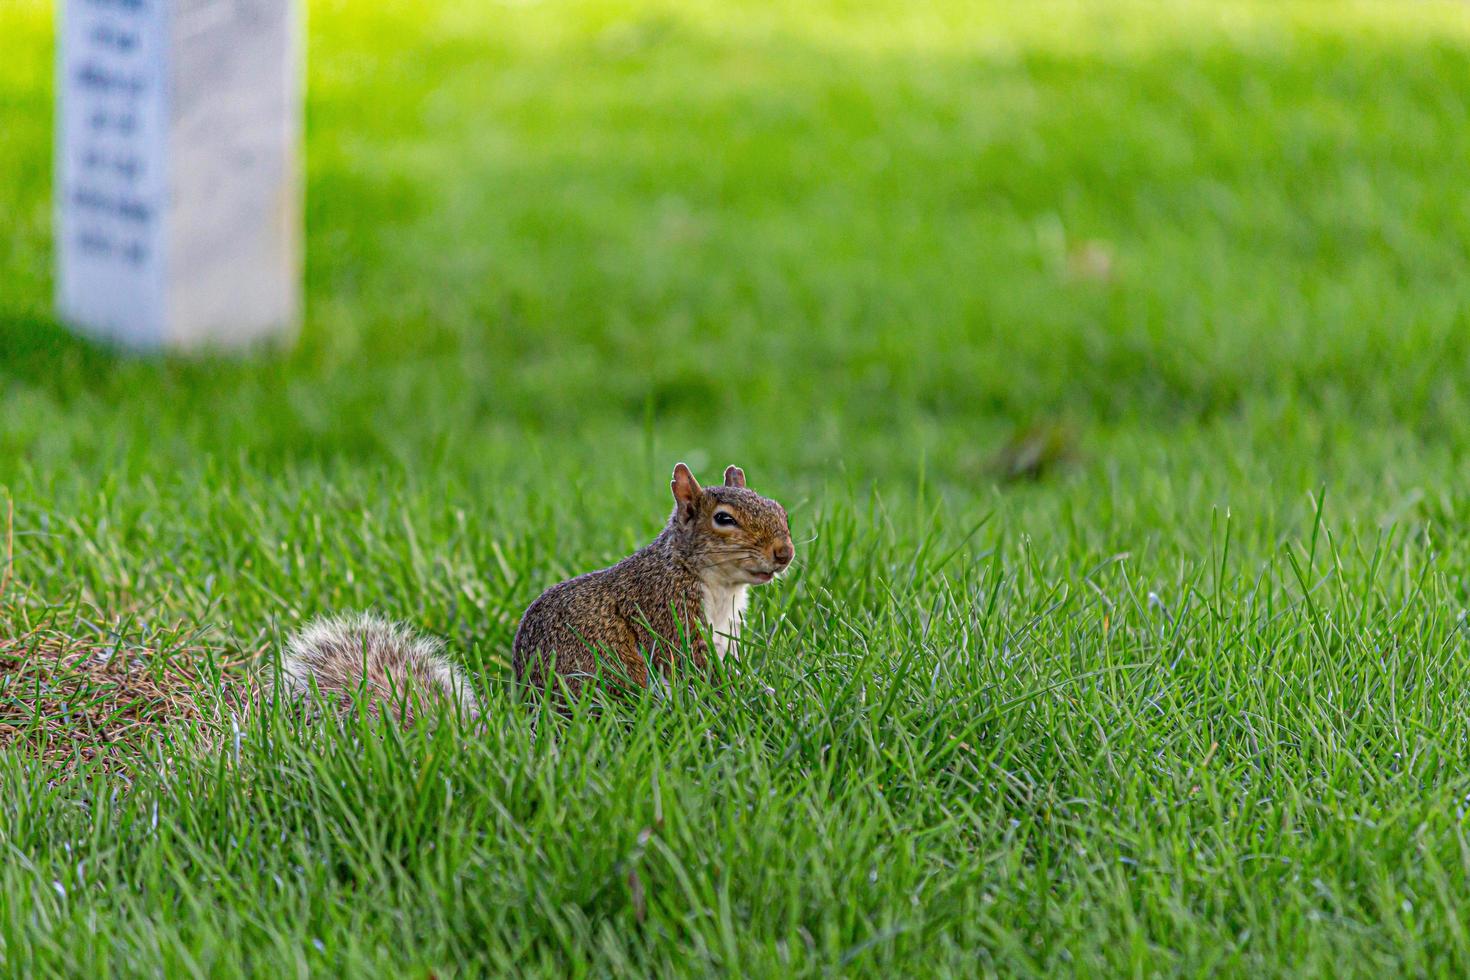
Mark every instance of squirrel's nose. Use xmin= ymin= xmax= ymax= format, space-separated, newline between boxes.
xmin=773 ymin=543 xmax=793 ymax=567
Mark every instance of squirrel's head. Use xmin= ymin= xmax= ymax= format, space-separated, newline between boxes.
xmin=667 ymin=462 xmax=794 ymax=587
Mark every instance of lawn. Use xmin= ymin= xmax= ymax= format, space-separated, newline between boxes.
xmin=4 ymin=0 xmax=1470 ymax=973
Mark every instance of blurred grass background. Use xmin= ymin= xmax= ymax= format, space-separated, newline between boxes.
xmin=5 ymin=0 xmax=1470 ymax=973
xmin=4 ymin=0 xmax=1470 ymax=472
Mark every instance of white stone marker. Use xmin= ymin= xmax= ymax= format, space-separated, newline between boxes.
xmin=56 ymin=0 xmax=300 ymax=349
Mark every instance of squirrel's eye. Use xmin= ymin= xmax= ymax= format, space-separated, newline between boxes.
xmin=714 ymin=512 xmax=738 ymax=528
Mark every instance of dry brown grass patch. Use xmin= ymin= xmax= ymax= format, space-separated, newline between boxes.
xmin=0 ymin=611 xmax=253 ymax=778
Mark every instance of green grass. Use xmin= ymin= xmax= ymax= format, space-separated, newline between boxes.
xmin=5 ymin=0 xmax=1470 ymax=973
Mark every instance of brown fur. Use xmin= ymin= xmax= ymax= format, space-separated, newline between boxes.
xmin=512 ymin=463 xmax=794 ymax=698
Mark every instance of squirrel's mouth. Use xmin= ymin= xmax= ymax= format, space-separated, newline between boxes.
xmin=745 ymin=568 xmax=776 ymax=584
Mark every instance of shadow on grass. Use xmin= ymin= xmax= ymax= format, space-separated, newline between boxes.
xmin=0 ymin=311 xmax=286 ymax=406
xmin=0 ymin=313 xmax=129 ymax=394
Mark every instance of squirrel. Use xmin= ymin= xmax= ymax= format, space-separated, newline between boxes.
xmin=513 ymin=462 xmax=794 ymax=697
xmin=277 ymin=463 xmax=794 ymax=715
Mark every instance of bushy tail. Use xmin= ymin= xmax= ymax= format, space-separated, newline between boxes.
xmin=278 ymin=612 xmax=480 ymax=721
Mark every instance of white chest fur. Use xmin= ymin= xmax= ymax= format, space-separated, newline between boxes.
xmin=700 ymin=581 xmax=749 ymax=660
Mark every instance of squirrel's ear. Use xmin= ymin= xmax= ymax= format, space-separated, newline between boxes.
xmin=671 ymin=463 xmax=702 ymax=515
xmin=723 ymin=465 xmax=746 ymax=488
